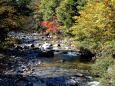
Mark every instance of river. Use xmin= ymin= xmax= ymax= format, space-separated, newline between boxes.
xmin=0 ymin=32 xmax=100 ymax=86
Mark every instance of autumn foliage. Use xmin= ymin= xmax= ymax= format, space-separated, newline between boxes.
xmin=41 ymin=16 xmax=59 ymax=33
xmin=33 ymin=0 xmax=39 ymax=9
xmin=71 ymin=0 xmax=115 ymax=52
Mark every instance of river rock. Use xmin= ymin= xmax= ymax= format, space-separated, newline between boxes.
xmin=79 ymin=47 xmax=95 ymax=61
xmin=31 ymin=44 xmax=35 ymax=48
xmin=16 ymin=46 xmax=23 ymax=50
xmin=0 ymin=54 xmax=5 ymax=60
xmin=66 ymin=76 xmax=79 ymax=86
xmin=41 ymin=42 xmax=52 ymax=50
xmin=53 ymin=44 xmax=61 ymax=50
xmin=33 ymin=33 xmax=38 ymax=36
xmin=87 ymin=81 xmax=100 ymax=86
xmin=53 ymin=44 xmax=60 ymax=47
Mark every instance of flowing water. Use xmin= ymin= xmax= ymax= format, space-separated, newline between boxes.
xmin=0 ymin=32 xmax=100 ymax=86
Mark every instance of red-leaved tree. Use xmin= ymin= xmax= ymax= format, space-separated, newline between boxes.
xmin=41 ymin=16 xmax=59 ymax=33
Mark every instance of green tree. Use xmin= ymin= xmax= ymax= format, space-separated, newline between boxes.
xmin=56 ymin=0 xmax=78 ymax=35
xmin=39 ymin=0 xmax=61 ymax=21
xmin=77 ymin=0 xmax=88 ymax=11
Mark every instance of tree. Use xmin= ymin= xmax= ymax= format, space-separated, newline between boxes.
xmin=31 ymin=0 xmax=61 ymax=32
xmin=0 ymin=0 xmax=32 ymax=41
xmin=56 ymin=0 xmax=78 ymax=35
xmin=77 ymin=0 xmax=88 ymax=11
xmin=41 ymin=16 xmax=59 ymax=33
xmin=0 ymin=0 xmax=17 ymax=41
xmin=39 ymin=0 xmax=61 ymax=21
xmin=71 ymin=0 xmax=115 ymax=51
xmin=32 ymin=0 xmax=42 ymax=30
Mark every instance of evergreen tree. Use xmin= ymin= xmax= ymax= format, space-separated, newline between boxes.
xmin=56 ymin=0 xmax=78 ymax=35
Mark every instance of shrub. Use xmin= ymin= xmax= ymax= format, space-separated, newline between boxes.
xmin=91 ymin=57 xmax=115 ymax=86
xmin=91 ymin=57 xmax=115 ymax=77
xmin=99 ymin=65 xmax=115 ymax=86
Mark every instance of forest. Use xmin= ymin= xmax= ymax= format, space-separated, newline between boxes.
xmin=0 ymin=0 xmax=115 ymax=86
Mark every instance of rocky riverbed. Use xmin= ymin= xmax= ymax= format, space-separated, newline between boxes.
xmin=0 ymin=32 xmax=100 ymax=86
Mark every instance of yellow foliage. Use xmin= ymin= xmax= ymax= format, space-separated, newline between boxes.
xmin=71 ymin=0 xmax=115 ymax=50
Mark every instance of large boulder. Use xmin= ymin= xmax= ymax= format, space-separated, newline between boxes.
xmin=79 ymin=47 xmax=95 ymax=61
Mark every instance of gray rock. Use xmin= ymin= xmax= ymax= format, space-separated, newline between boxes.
xmin=87 ymin=81 xmax=100 ymax=86
xmin=41 ymin=42 xmax=52 ymax=50
xmin=65 ymin=76 xmax=79 ymax=86
xmin=0 ymin=54 xmax=5 ymax=59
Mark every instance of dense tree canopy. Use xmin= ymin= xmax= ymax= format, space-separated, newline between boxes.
xmin=30 ymin=0 xmax=88 ymax=34
xmin=77 ymin=0 xmax=88 ymax=10
xmin=56 ymin=0 xmax=78 ymax=34
xmin=39 ymin=0 xmax=61 ymax=21
xmin=71 ymin=0 xmax=115 ymax=51
xmin=0 ymin=0 xmax=32 ymax=41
